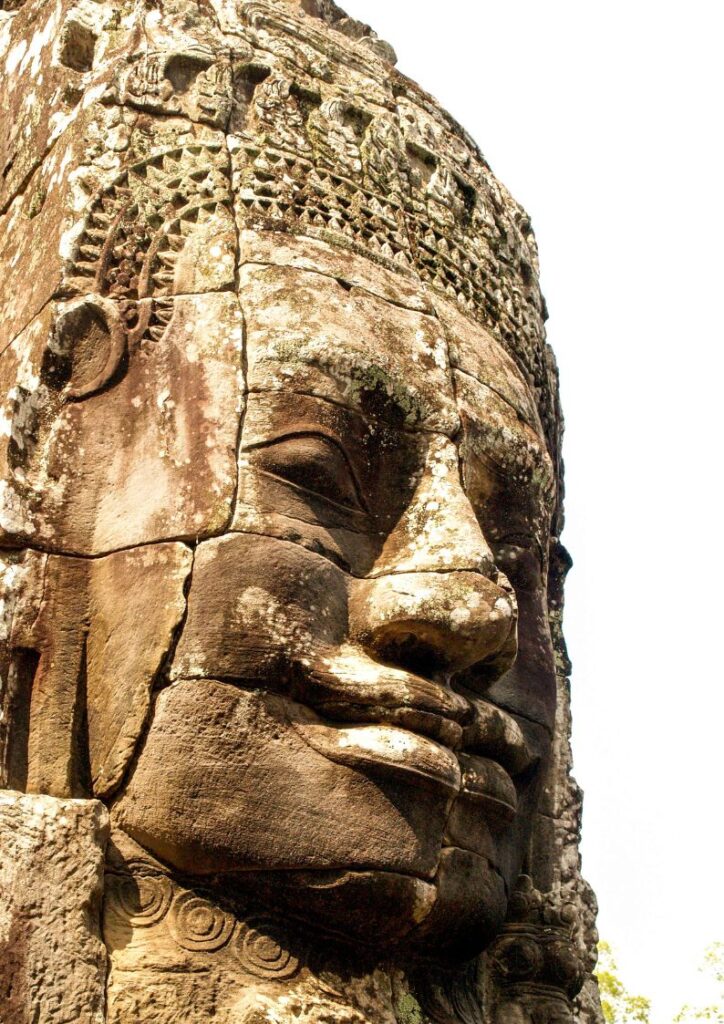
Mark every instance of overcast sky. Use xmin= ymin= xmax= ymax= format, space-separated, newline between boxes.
xmin=342 ymin=1 xmax=724 ymax=1018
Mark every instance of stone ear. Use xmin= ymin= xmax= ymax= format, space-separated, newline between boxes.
xmin=52 ymin=295 xmax=127 ymax=401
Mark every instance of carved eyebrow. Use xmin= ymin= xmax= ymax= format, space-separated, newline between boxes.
xmin=462 ymin=427 xmax=557 ymax=531
xmin=452 ymin=364 xmax=542 ymax=437
xmin=458 ymin=384 xmax=556 ymax=510
xmin=243 ymin=426 xmax=369 ymax=513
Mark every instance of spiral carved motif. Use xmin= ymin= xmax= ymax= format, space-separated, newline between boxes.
xmin=110 ymin=868 xmax=173 ymax=927
xmin=167 ymin=891 xmax=235 ymax=952
xmin=234 ymin=916 xmax=301 ymax=980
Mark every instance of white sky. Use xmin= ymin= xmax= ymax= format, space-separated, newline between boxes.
xmin=342 ymin=1 xmax=724 ymax=1018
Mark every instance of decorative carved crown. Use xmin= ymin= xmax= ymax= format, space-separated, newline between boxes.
xmin=62 ymin=0 xmax=560 ymax=467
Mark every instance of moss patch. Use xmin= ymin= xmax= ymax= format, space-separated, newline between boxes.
xmin=395 ymin=992 xmax=426 ymax=1024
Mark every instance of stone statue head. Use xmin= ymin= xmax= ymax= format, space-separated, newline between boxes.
xmin=0 ymin=0 xmax=576 ymax=997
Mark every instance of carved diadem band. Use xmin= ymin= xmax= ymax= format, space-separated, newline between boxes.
xmin=59 ymin=0 xmax=559 ymax=459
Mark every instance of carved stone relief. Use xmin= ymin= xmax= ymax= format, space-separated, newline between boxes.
xmin=0 ymin=1 xmax=601 ymax=1021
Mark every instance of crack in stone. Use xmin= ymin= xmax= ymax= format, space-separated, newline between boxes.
xmin=237 ymin=258 xmax=431 ymax=315
xmin=0 ymin=291 xmax=54 ymax=359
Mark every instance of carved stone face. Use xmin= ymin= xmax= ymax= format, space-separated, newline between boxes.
xmin=99 ymin=248 xmax=558 ymax=960
xmin=0 ymin=1 xmax=589 ymax=1013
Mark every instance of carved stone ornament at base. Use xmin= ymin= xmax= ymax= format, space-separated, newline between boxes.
xmin=486 ymin=876 xmax=586 ymax=1024
xmin=0 ymin=0 xmax=601 ymax=1021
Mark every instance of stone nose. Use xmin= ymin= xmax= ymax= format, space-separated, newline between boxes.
xmin=349 ymin=570 xmax=518 ymax=677
xmin=372 ymin=434 xmax=496 ymax=578
xmin=350 ymin=436 xmax=518 ymax=678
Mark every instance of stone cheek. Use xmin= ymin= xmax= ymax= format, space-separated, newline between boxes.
xmin=112 ymin=677 xmax=450 ymax=881
xmin=0 ymin=293 xmax=244 ymax=553
xmin=85 ymin=544 xmax=193 ymax=797
xmin=0 ymin=791 xmax=109 ymax=1024
xmin=171 ymin=532 xmax=350 ymax=683
xmin=2 ymin=543 xmax=192 ymax=800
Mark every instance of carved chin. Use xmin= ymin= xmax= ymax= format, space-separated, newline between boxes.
xmin=111 ymin=678 xmax=512 ymax=959
xmin=244 ymin=851 xmax=509 ymax=961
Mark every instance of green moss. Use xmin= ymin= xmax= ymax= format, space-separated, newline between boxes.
xmin=395 ymin=993 xmax=426 ymax=1024
xmin=350 ymin=363 xmax=425 ymax=426
xmin=27 ymin=188 xmax=46 ymax=220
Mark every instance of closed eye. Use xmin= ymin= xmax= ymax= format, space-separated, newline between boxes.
xmin=246 ymin=432 xmax=366 ymax=513
xmin=491 ymin=537 xmax=544 ymax=592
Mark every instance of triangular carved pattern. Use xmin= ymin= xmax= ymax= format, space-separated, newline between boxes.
xmin=65 ymin=144 xmax=232 ymax=304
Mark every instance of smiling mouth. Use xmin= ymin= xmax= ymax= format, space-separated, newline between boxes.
xmin=180 ymin=647 xmax=534 ymax=814
xmin=278 ymin=647 xmax=536 ymax=814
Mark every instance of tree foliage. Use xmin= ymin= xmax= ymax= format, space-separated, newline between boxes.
xmin=675 ymin=943 xmax=724 ymax=1023
xmin=596 ymin=941 xmax=724 ymax=1024
xmin=595 ymin=942 xmax=651 ymax=1024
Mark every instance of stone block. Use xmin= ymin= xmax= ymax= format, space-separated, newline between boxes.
xmin=0 ymin=790 xmax=108 ymax=1024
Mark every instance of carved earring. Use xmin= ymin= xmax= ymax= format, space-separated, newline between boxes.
xmin=51 ymin=295 xmax=127 ymax=401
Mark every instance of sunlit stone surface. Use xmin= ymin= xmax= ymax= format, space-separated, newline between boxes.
xmin=0 ymin=1 xmax=601 ymax=1021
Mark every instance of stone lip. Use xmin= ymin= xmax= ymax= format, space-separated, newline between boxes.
xmin=292 ymin=655 xmax=536 ymax=775
xmin=174 ymin=662 xmax=536 ymax=804
xmin=293 ymin=715 xmax=463 ymax=795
